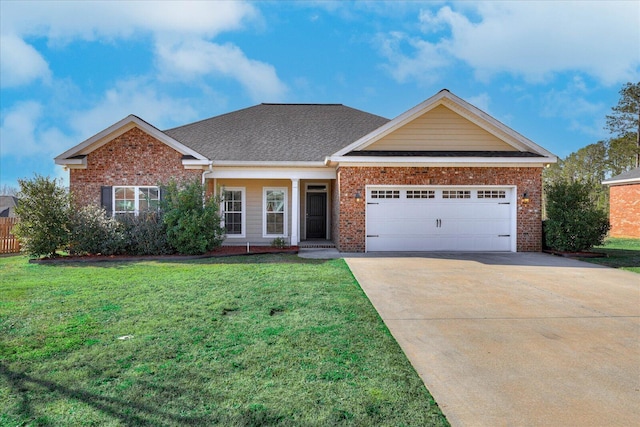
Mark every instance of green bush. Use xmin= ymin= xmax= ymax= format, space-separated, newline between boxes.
xmin=118 ymin=213 xmax=173 ymax=256
xmin=68 ymin=204 xmax=125 ymax=256
xmin=545 ymin=180 xmax=610 ymax=252
xmin=13 ymin=175 xmax=71 ymax=258
xmin=161 ymin=179 xmax=225 ymax=255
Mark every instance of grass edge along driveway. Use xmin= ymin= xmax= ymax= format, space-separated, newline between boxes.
xmin=0 ymin=254 xmax=449 ymax=426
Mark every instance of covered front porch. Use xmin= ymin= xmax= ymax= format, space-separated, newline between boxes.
xmin=204 ymin=166 xmax=337 ymax=247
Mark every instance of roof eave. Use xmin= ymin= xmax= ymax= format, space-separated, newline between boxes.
xmin=325 ymin=155 xmax=557 ymax=167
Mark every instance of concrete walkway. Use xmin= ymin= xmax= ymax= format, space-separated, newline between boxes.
xmin=345 ymin=253 xmax=640 ymax=427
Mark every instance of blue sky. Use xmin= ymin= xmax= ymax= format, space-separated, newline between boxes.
xmin=1 ymin=1 xmax=639 ymax=190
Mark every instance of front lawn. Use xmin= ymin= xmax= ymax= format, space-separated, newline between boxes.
xmin=578 ymin=237 xmax=640 ymax=273
xmin=0 ymin=254 xmax=448 ymax=426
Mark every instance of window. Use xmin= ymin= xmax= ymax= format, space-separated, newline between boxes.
xmin=406 ymin=190 xmax=435 ymax=199
xmin=478 ymin=190 xmax=506 ymax=199
xmin=442 ymin=190 xmax=471 ymax=199
xmin=113 ymin=186 xmax=160 ymax=215
xmin=263 ymin=188 xmax=287 ymax=237
xmin=221 ymin=188 xmax=245 ymax=237
xmin=371 ymin=190 xmax=400 ymax=199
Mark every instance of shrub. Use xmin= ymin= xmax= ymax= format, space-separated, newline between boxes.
xmin=68 ymin=205 xmax=125 ymax=256
xmin=13 ymin=175 xmax=71 ymax=258
xmin=544 ymin=180 xmax=610 ymax=252
xmin=161 ymin=179 xmax=225 ymax=255
xmin=118 ymin=213 xmax=173 ymax=256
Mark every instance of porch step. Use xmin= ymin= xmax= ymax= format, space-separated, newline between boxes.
xmin=298 ymin=240 xmax=336 ymax=249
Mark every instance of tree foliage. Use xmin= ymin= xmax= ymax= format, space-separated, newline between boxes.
xmin=544 ymin=82 xmax=639 ymax=211
xmin=13 ymin=175 xmax=71 ymax=258
xmin=606 ymin=81 xmax=640 ymax=167
xmin=544 ymin=181 xmax=609 ymax=252
xmin=161 ymin=179 xmax=225 ymax=255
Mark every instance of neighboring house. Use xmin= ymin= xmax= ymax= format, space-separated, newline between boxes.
xmin=55 ymin=89 xmax=557 ymax=252
xmin=602 ymin=167 xmax=640 ymax=238
xmin=0 ymin=196 xmax=18 ymax=218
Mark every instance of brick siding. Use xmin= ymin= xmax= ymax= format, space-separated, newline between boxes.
xmin=336 ymin=166 xmax=543 ymax=252
xmin=70 ymin=127 xmax=200 ymax=207
xmin=609 ymin=184 xmax=640 ymax=238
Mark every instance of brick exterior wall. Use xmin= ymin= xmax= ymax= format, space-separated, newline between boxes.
xmin=335 ymin=166 xmax=543 ymax=252
xmin=609 ymin=183 xmax=640 ymax=238
xmin=70 ymin=127 xmax=201 ymax=207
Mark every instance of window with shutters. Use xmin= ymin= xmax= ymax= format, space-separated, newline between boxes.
xmin=113 ymin=186 xmax=160 ymax=216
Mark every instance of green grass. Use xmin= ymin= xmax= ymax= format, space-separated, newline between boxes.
xmin=578 ymin=238 xmax=640 ymax=273
xmin=0 ymin=254 xmax=448 ymax=426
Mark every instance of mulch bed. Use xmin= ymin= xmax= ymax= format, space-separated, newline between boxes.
xmin=543 ymin=249 xmax=607 ymax=258
xmin=29 ymin=246 xmax=299 ymax=264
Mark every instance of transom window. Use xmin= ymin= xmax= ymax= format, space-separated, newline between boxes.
xmin=371 ymin=190 xmax=400 ymax=199
xmin=222 ymin=188 xmax=245 ymax=237
xmin=114 ymin=186 xmax=160 ymax=215
xmin=478 ymin=190 xmax=506 ymax=199
xmin=442 ymin=190 xmax=471 ymax=199
xmin=406 ymin=190 xmax=435 ymax=199
xmin=263 ymin=188 xmax=287 ymax=237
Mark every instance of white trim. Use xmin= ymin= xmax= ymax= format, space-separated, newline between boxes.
xmin=291 ymin=179 xmax=300 ymax=245
xmin=113 ymin=185 xmax=160 ymax=216
xmin=54 ymin=115 xmax=208 ymax=166
xmin=602 ymin=177 xmax=640 ymax=186
xmin=211 ymin=167 xmax=336 ymax=180
xmin=364 ymin=184 xmax=517 ymax=253
xmin=220 ymin=187 xmax=246 ymax=238
xmin=326 ymin=157 xmax=550 ymax=168
xmin=263 ymin=187 xmax=288 ymax=238
xmin=331 ymin=90 xmax=557 ymax=161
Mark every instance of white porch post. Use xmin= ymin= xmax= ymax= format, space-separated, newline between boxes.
xmin=291 ymin=178 xmax=300 ymax=246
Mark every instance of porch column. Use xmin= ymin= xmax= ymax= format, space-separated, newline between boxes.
xmin=291 ymin=178 xmax=300 ymax=246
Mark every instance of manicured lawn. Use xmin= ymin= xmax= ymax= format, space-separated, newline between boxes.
xmin=578 ymin=238 xmax=640 ymax=273
xmin=0 ymin=254 xmax=448 ymax=426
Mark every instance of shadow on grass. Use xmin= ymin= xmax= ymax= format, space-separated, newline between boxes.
xmin=0 ymin=364 xmax=213 ymax=425
xmin=577 ymin=248 xmax=640 ymax=270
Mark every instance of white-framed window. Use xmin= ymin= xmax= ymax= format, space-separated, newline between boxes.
xmin=221 ymin=187 xmax=245 ymax=238
xmin=263 ymin=187 xmax=287 ymax=237
xmin=113 ymin=186 xmax=160 ymax=215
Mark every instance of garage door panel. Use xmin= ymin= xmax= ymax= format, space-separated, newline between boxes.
xmin=366 ymin=186 xmax=514 ymax=252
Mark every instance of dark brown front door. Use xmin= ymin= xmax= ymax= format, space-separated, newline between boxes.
xmin=306 ymin=192 xmax=327 ymax=239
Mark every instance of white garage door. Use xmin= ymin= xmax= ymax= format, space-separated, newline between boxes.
xmin=366 ymin=186 xmax=515 ymax=252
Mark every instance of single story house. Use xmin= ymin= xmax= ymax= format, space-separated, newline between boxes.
xmin=602 ymin=167 xmax=640 ymax=238
xmin=55 ymin=89 xmax=557 ymax=252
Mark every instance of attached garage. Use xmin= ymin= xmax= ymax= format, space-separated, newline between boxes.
xmin=365 ymin=186 xmax=516 ymax=252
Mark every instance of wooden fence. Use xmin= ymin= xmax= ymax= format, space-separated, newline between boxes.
xmin=0 ymin=217 xmax=20 ymax=254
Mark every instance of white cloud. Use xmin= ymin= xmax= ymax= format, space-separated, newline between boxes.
xmin=465 ymin=93 xmax=491 ymax=114
xmin=156 ymin=39 xmax=288 ymax=101
xmin=69 ymin=78 xmax=199 ymax=138
xmin=380 ymin=1 xmax=640 ymax=85
xmin=0 ymin=101 xmax=71 ymax=157
xmin=0 ymin=34 xmax=51 ymax=87
xmin=0 ymin=0 xmax=284 ymax=99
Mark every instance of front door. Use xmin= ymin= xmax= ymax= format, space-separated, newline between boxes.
xmin=306 ymin=192 xmax=327 ymax=239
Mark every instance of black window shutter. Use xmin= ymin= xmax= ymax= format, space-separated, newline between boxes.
xmin=101 ymin=186 xmax=113 ymax=216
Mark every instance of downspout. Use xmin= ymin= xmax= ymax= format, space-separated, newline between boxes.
xmin=202 ymin=162 xmax=214 ymax=206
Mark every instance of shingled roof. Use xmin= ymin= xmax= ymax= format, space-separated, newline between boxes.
xmin=163 ymin=104 xmax=389 ymax=162
xmin=602 ymin=167 xmax=640 ymax=185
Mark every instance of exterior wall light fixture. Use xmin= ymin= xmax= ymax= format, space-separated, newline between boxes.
xmin=521 ymin=192 xmax=530 ymax=205
xmin=355 ymin=192 xmax=363 ymax=202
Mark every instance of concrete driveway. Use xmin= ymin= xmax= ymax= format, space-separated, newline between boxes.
xmin=345 ymin=253 xmax=640 ymax=427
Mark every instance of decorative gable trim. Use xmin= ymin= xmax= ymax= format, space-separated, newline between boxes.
xmin=54 ymin=115 xmax=209 ymax=169
xmin=330 ymin=89 xmax=557 ymax=163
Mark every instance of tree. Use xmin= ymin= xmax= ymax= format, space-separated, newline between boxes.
xmin=13 ymin=175 xmax=71 ymax=258
xmin=606 ymin=81 xmax=640 ymax=167
xmin=544 ymin=181 xmax=609 ymax=252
